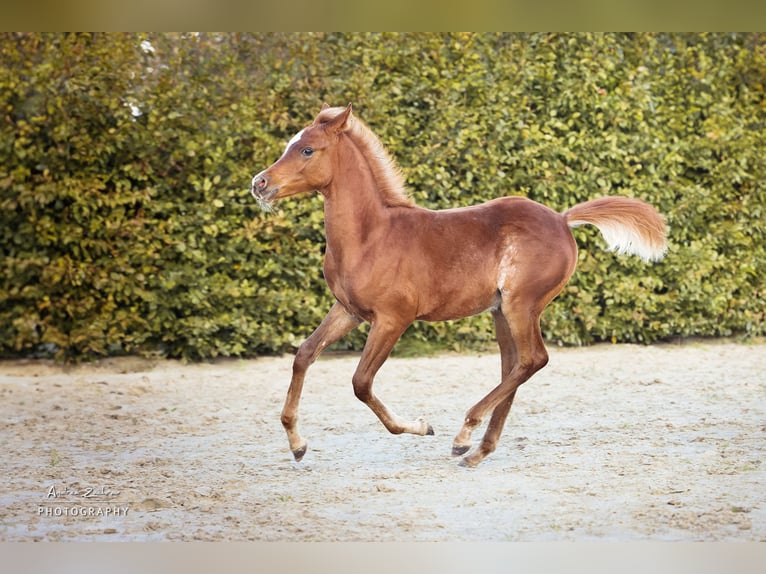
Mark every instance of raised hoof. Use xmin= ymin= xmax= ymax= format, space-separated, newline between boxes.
xmin=426 ymin=424 xmax=435 ymax=436
xmin=292 ymin=444 xmax=307 ymax=462
xmin=451 ymin=444 xmax=470 ymax=457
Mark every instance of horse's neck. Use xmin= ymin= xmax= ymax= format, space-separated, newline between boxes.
xmin=322 ymin=141 xmax=390 ymax=255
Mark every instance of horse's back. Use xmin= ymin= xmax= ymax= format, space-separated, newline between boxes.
xmin=480 ymin=195 xmax=566 ymax=230
xmin=384 ymin=195 xmax=576 ymax=321
xmin=427 ymin=195 xmax=572 ymax=249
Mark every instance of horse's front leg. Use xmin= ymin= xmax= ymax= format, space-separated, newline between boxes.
xmin=351 ymin=317 xmax=434 ymax=437
xmin=281 ymin=302 xmax=361 ymax=461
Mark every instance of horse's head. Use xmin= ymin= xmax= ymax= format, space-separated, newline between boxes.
xmin=251 ymin=103 xmax=352 ymax=210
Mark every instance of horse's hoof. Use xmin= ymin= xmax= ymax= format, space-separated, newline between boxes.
xmin=292 ymin=444 xmax=307 ymax=462
xmin=451 ymin=444 xmax=470 ymax=457
xmin=458 ymin=457 xmax=478 ymax=468
xmin=426 ymin=424 xmax=435 ymax=436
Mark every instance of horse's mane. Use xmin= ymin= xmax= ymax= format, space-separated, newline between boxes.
xmin=316 ymin=107 xmax=415 ymax=208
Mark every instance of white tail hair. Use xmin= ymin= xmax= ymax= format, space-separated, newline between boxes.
xmin=564 ymin=197 xmax=667 ymax=262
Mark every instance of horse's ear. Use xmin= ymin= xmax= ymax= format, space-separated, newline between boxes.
xmin=325 ymin=103 xmax=353 ymax=134
xmin=320 ymin=102 xmax=330 ymax=111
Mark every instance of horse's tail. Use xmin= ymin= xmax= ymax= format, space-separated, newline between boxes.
xmin=563 ymin=197 xmax=667 ymax=262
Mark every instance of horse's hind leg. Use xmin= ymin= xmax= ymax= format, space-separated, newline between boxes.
xmin=281 ymin=302 xmax=361 ymax=461
xmin=452 ymin=307 xmax=518 ymax=457
xmin=453 ymin=304 xmax=549 ymax=468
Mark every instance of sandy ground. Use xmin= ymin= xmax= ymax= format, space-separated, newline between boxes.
xmin=1 ymin=340 xmax=764 ymax=541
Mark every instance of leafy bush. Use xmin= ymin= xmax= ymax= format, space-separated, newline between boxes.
xmin=1 ymin=33 xmax=764 ymax=360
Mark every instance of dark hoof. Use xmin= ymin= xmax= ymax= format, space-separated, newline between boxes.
xmin=426 ymin=424 xmax=435 ymax=436
xmin=451 ymin=444 xmax=470 ymax=457
xmin=292 ymin=445 xmax=307 ymax=462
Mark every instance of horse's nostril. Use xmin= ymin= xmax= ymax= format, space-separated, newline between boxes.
xmin=252 ymin=173 xmax=268 ymax=193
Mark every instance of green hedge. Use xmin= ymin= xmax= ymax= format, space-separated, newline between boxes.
xmin=1 ymin=33 xmax=764 ymax=360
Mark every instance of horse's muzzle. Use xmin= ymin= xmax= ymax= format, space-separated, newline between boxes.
xmin=251 ymin=172 xmax=269 ymax=199
xmin=251 ymin=172 xmax=279 ymax=212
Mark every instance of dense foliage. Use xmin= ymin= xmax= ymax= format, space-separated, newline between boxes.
xmin=2 ymin=33 xmax=764 ymax=360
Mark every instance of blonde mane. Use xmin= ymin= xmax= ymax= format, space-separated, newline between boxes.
xmin=317 ymin=107 xmax=415 ymax=208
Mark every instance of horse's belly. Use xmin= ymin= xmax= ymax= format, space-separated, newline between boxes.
xmin=415 ymin=285 xmax=499 ymax=322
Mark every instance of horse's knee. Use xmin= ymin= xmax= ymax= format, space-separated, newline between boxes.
xmin=352 ymin=374 xmax=372 ymax=402
xmin=292 ymin=343 xmax=315 ymax=375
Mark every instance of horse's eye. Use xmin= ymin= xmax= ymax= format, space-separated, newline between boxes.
xmin=301 ymin=147 xmax=314 ymax=157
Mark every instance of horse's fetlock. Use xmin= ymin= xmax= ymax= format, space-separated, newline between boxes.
xmin=479 ymin=439 xmax=498 ymax=455
xmin=280 ymin=413 xmax=296 ymax=429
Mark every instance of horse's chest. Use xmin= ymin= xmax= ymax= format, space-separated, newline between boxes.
xmin=323 ymin=252 xmax=356 ymax=300
xmin=322 ymin=252 xmax=382 ymax=319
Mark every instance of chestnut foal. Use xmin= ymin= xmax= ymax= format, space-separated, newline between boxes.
xmin=251 ymin=104 xmax=666 ymax=467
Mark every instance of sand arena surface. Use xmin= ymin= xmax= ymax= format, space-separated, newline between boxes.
xmin=1 ymin=341 xmax=764 ymax=541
